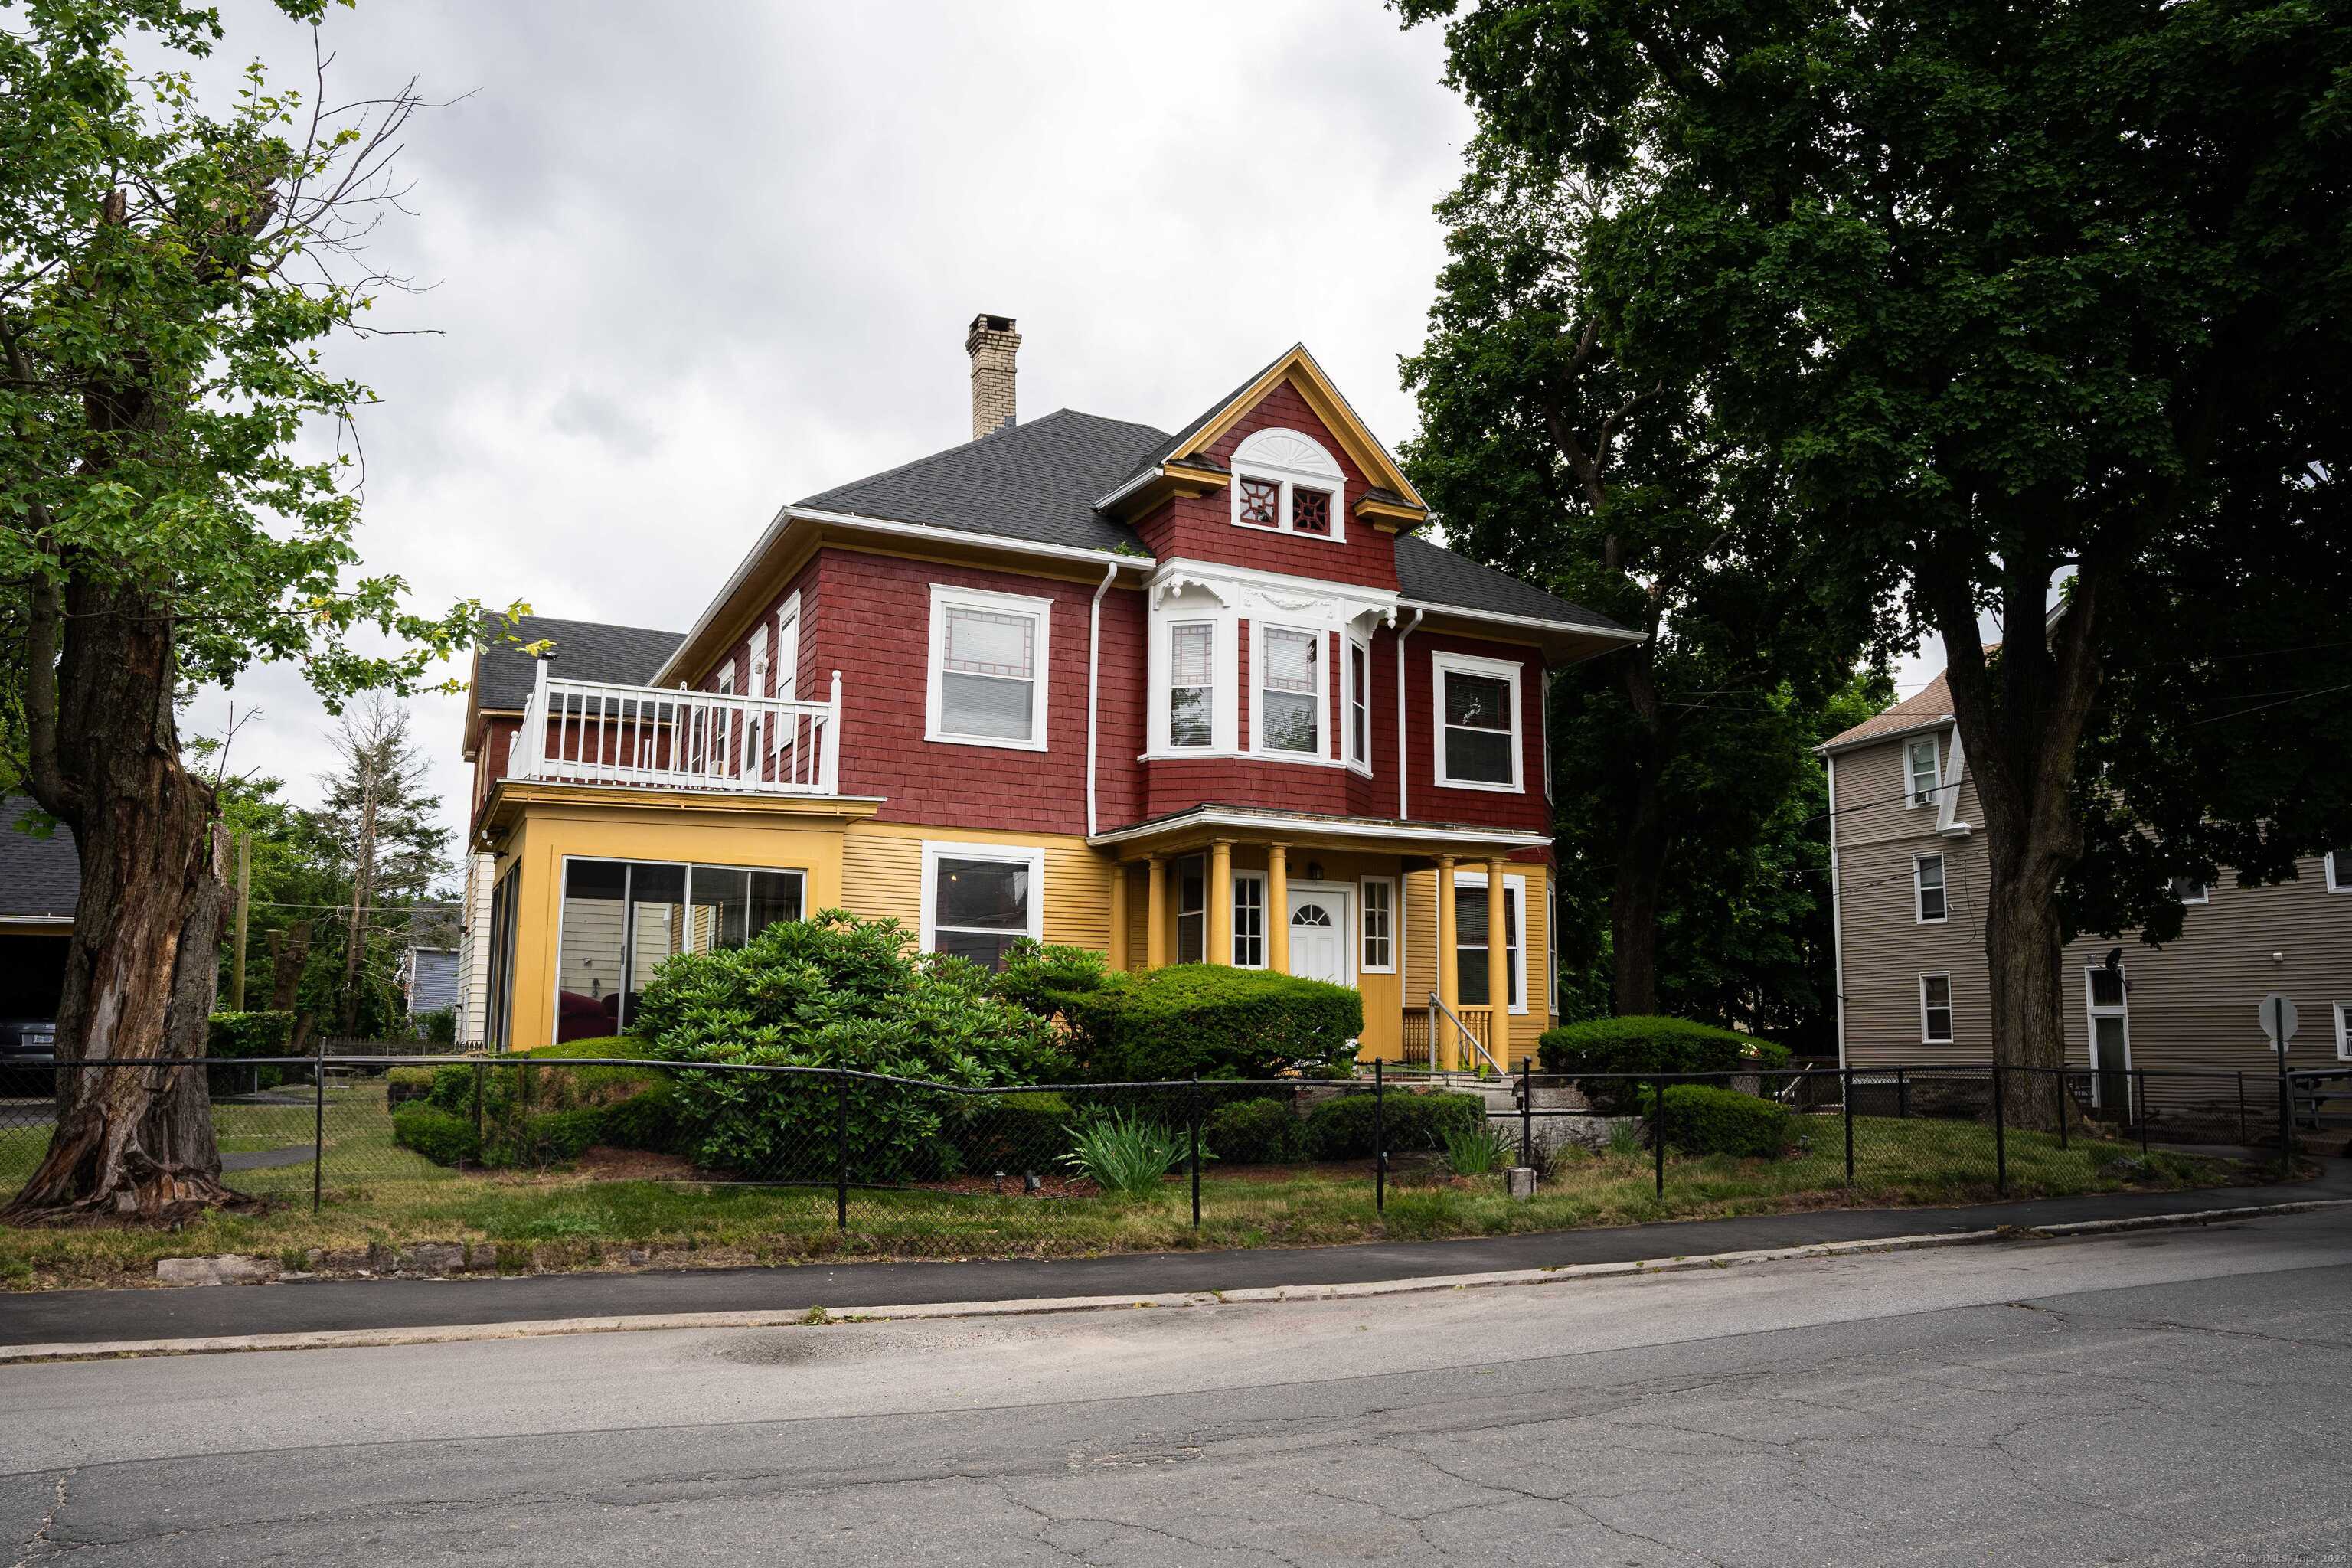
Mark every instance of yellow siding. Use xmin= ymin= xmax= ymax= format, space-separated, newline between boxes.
xmin=838 ymin=821 xmax=1116 ymax=950
xmin=1396 ymin=862 xmax=1555 ymax=1063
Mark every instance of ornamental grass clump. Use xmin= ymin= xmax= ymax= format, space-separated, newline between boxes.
xmin=1442 ymin=1121 xmax=1517 ymax=1177
xmin=1060 ymin=1110 xmax=1197 ymax=1197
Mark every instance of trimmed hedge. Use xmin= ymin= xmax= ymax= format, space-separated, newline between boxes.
xmin=386 ymin=1066 xmax=436 ymax=1109
xmin=415 ymin=1038 xmax=684 ymax=1167
xmin=391 ymin=1102 xmax=479 ymax=1167
xmin=1653 ymin=1084 xmax=1790 ymax=1159
xmin=206 ymin=1011 xmax=294 ymax=1094
xmin=1537 ymin=1016 xmax=1790 ymax=1114
xmin=1065 ymin=965 xmax=1363 ymax=1081
xmin=488 ymin=1107 xmax=606 ymax=1168
xmin=1303 ymin=1089 xmax=1485 ymax=1161
xmin=1203 ymin=1096 xmax=1304 ymax=1165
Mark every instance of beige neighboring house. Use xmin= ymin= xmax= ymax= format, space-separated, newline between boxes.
xmin=1821 ymin=675 xmax=2352 ymax=1113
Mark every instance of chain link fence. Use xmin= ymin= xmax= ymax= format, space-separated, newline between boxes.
xmin=0 ymin=1055 xmax=2326 ymax=1259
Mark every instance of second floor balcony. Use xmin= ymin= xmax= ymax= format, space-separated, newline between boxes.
xmin=505 ymin=662 xmax=843 ymax=797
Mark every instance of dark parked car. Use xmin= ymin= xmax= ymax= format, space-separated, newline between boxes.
xmin=0 ymin=1019 xmax=58 ymax=1060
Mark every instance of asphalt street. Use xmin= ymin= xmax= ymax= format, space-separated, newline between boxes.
xmin=5 ymin=1207 xmax=2348 ymax=1565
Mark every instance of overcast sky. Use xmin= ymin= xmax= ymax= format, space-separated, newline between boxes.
xmin=185 ymin=0 xmax=1940 ymax=884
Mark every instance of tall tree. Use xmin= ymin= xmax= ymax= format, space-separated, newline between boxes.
xmin=1400 ymin=0 xmax=2352 ymax=1122
xmin=1401 ymin=145 xmax=1874 ymax=1015
xmin=314 ymin=697 xmax=449 ymax=1035
xmin=2 ymin=1 xmax=493 ymax=1220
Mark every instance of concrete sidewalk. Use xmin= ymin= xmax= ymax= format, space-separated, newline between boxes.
xmin=3 ymin=1164 xmax=2343 ymax=1350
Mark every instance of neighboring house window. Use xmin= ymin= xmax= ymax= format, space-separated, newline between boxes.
xmin=1434 ymin=652 xmax=1522 ymax=792
xmin=556 ymin=858 xmax=805 ymax=1040
xmin=1455 ymin=874 xmax=1526 ymax=1014
xmin=1906 ymin=737 xmax=1941 ymax=808
xmin=2336 ymin=1000 xmax=2352 ymax=1062
xmin=1915 ymin=854 xmax=1947 ymax=923
xmin=1360 ymin=877 xmax=1395 ymax=973
xmin=1169 ymin=622 xmax=1214 ymax=748
xmin=920 ymin=841 xmax=1043 ymax=972
xmin=1227 ymin=426 xmax=1349 ymax=543
xmin=1175 ymin=854 xmax=1206 ymax=964
xmin=1919 ymin=974 xmax=1954 ymax=1044
xmin=1256 ymin=626 xmax=1322 ymax=756
xmin=2327 ymin=851 xmax=2350 ymax=893
xmin=1347 ymin=638 xmax=1370 ymax=769
xmin=1233 ymin=872 xmax=1266 ymax=968
xmin=926 ymin=584 xmax=1051 ymax=750
xmin=2171 ymin=875 xmax=2210 ymax=904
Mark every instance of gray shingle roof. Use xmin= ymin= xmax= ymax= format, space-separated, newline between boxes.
xmin=1394 ymin=536 xmax=1630 ymax=633
xmin=799 ymin=409 xmax=1166 ymax=554
xmin=1117 ymin=348 xmax=1298 ymax=488
xmin=1 ymin=796 xmax=79 ymax=919
xmin=473 ymin=616 xmax=684 ymax=713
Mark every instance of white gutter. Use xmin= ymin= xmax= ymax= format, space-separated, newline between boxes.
xmin=1395 ymin=599 xmax=1645 ymax=642
xmin=1394 ymin=609 xmax=1423 ymax=821
xmin=1815 ymin=715 xmax=1955 ymax=758
xmin=1086 ymin=806 xmax=1550 ymax=852
xmin=1826 ymin=750 xmax=1846 ymax=1071
xmin=1085 ymin=560 xmax=1117 ymax=838
xmin=653 ymin=505 xmax=1155 ymax=686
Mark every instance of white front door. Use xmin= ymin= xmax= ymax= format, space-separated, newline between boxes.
xmin=1286 ymin=887 xmax=1350 ymax=987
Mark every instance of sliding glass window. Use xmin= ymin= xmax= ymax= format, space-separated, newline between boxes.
xmin=555 ymin=858 xmax=804 ymax=1041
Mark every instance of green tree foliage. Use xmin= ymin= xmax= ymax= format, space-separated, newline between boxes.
xmin=1399 ymin=0 xmax=2352 ymax=1116
xmin=1400 ymin=139 xmax=1875 ymax=1019
xmin=2 ymin=0 xmax=514 ymax=1218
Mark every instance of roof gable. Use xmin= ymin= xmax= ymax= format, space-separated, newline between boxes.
xmin=1150 ymin=345 xmax=1425 ymax=514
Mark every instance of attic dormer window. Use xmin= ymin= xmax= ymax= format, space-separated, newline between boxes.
xmin=1227 ymin=427 xmax=1348 ymax=544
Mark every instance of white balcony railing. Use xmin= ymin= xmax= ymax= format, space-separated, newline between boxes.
xmin=505 ymin=660 xmax=842 ymax=796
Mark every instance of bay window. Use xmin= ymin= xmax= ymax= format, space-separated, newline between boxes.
xmin=1347 ymin=637 xmax=1370 ymax=768
xmin=1169 ymin=621 xmax=1214 ymax=748
xmin=1256 ymin=626 xmax=1322 ymax=756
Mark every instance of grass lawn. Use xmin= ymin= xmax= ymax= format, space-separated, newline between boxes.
xmin=0 ymin=1080 xmax=2270 ymax=1289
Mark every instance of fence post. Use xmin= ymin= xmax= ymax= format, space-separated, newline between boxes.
xmin=1188 ymin=1075 xmax=1202 ymax=1231
xmin=2236 ymin=1071 xmax=2248 ymax=1147
xmin=835 ymin=1070 xmax=849 ymax=1231
xmin=312 ymin=1033 xmax=325 ymax=1214
xmin=1373 ymin=1060 xmax=1385 ymax=1214
xmin=2137 ymin=1070 xmax=2149 ymax=1155
xmin=1519 ymin=1056 xmax=1534 ymax=1169
xmin=2278 ymin=1050 xmax=2293 ymax=1171
xmin=1653 ymin=1073 xmax=1665 ymax=1201
xmin=1896 ymin=1067 xmax=1909 ymax=1120
xmin=1992 ymin=1065 xmax=2007 ymax=1196
xmin=1841 ymin=1067 xmax=1855 ymax=1188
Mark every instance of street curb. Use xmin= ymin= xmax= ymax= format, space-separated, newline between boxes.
xmin=3 ymin=1197 xmax=2342 ymax=1366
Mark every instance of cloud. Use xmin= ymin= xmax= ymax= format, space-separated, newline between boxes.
xmin=181 ymin=0 xmax=1475 ymax=868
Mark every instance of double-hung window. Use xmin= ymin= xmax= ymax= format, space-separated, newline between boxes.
xmin=1232 ymin=872 xmax=1266 ymax=967
xmin=1174 ymin=855 xmax=1207 ymax=963
xmin=2171 ymin=875 xmax=2210 ymax=905
xmin=1915 ymin=854 xmax=1947 ymax=923
xmin=927 ymin=585 xmax=1050 ymax=750
xmin=1433 ymin=652 xmax=1522 ymax=791
xmin=1360 ymin=877 xmax=1395 ymax=973
xmin=2326 ymin=851 xmax=2350 ymax=893
xmin=1920 ymin=974 xmax=1954 ymax=1044
xmin=921 ymin=841 xmax=1043 ymax=972
xmin=1455 ymin=875 xmax=1524 ymax=1013
xmin=1906 ymin=737 xmax=1941 ymax=808
xmin=1346 ymin=637 xmax=1370 ymax=769
xmin=1256 ymin=626 xmax=1321 ymax=756
xmin=1169 ymin=622 xmax=1214 ymax=749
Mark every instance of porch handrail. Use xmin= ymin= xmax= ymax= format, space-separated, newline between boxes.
xmin=1426 ymin=991 xmax=1504 ymax=1077
xmin=506 ymin=659 xmax=843 ymax=796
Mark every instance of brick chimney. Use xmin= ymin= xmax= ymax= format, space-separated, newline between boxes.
xmin=965 ymin=313 xmax=1020 ymax=440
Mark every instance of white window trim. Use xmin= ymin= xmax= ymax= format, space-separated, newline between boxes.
xmin=925 ymin=583 xmax=1053 ymax=753
xmin=1344 ymin=633 xmax=1372 ymax=774
xmin=1228 ymin=426 xmax=1348 ymax=544
xmin=1906 ymin=737 xmax=1941 ymax=808
xmin=1358 ymin=874 xmax=1396 ymax=974
xmin=1251 ymin=622 xmax=1330 ymax=761
xmin=1919 ymin=972 xmax=1955 ymax=1045
xmin=1452 ymin=868 xmax=1529 ymax=1015
xmin=773 ymin=590 xmax=802 ymax=702
xmin=1231 ymin=871 xmax=1268 ymax=969
xmin=2326 ymin=852 xmax=2350 ymax=893
xmin=1914 ymin=853 xmax=1948 ymax=925
xmin=2082 ymin=963 xmax=2134 ymax=1105
xmin=550 ymin=854 xmax=809 ymax=1044
xmin=2335 ymin=1000 xmax=2352 ymax=1063
xmin=1432 ymin=649 xmax=1525 ymax=793
xmin=918 ymin=839 xmax=1046 ymax=958
xmin=1161 ymin=616 xmax=1223 ymax=753
xmin=2172 ymin=876 xmax=2210 ymax=906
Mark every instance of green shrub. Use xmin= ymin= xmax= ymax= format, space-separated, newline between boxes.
xmin=1203 ymin=1096 xmax=1304 ymax=1165
xmin=1537 ymin=1016 xmax=1790 ymax=1113
xmin=956 ymin=1090 xmax=1073 ymax=1174
xmin=487 ymin=1107 xmax=606 ymax=1168
xmin=596 ymin=1078 xmax=684 ymax=1155
xmin=1303 ymin=1089 xmax=1485 ymax=1161
xmin=1060 ymin=1109 xmax=1194 ymax=1196
xmin=1064 ymin=965 xmax=1363 ymax=1082
xmin=992 ymin=939 xmax=1110 ymax=1022
xmin=629 ymin=910 xmax=1072 ymax=1181
xmin=206 ymin=1011 xmax=294 ymax=1094
xmin=391 ymin=1102 xmax=479 ymax=1167
xmin=1652 ymin=1084 xmax=1790 ymax=1159
xmin=386 ymin=1066 xmax=436 ymax=1109
xmin=414 ymin=1007 xmax=458 ymax=1045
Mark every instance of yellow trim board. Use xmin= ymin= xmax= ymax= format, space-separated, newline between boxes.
xmin=1167 ymin=346 xmax=1426 ymax=512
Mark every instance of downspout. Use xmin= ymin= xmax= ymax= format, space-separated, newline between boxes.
xmin=1395 ymin=609 xmax=1423 ymax=821
xmin=1086 ymin=561 xmax=1119 ymax=838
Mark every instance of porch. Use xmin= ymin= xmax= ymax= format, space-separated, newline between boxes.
xmin=504 ymin=661 xmax=844 ymax=796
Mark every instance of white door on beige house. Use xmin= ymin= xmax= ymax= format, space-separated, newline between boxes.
xmin=1286 ymin=887 xmax=1351 ymax=988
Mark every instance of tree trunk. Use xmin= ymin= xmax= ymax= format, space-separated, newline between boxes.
xmin=5 ymin=575 xmax=247 ymax=1223
xmin=1610 ymin=770 xmax=1671 ymax=1016
xmin=266 ymin=921 xmax=312 ymax=1012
